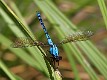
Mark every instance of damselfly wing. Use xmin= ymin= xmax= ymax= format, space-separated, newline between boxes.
xmin=10 ymin=37 xmax=47 ymax=48
xmin=59 ymin=31 xmax=93 ymax=44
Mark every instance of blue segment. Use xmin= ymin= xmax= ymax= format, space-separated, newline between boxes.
xmin=36 ymin=12 xmax=59 ymax=59
xmin=36 ymin=12 xmax=53 ymax=46
xmin=50 ymin=44 xmax=59 ymax=57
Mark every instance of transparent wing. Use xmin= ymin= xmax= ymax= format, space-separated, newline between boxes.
xmin=10 ymin=37 xmax=49 ymax=48
xmin=59 ymin=31 xmax=94 ymax=45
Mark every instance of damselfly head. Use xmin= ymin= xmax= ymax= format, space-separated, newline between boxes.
xmin=56 ymin=56 xmax=62 ymax=62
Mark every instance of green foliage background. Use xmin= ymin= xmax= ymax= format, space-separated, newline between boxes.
xmin=0 ymin=0 xmax=107 ymax=80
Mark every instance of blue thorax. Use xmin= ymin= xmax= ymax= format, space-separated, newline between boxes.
xmin=50 ymin=44 xmax=59 ymax=58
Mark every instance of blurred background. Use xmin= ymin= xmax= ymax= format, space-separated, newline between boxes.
xmin=0 ymin=0 xmax=107 ymax=80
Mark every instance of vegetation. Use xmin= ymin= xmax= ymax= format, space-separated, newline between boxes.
xmin=0 ymin=0 xmax=107 ymax=80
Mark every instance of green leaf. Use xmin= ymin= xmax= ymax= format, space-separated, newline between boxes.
xmin=97 ymin=0 xmax=107 ymax=29
xmin=0 ymin=60 xmax=23 ymax=80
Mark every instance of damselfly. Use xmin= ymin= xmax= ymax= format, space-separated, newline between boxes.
xmin=11 ymin=12 xmax=94 ymax=67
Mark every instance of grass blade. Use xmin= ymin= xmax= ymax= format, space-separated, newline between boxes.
xmin=0 ymin=60 xmax=23 ymax=80
xmin=97 ymin=0 xmax=107 ymax=29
